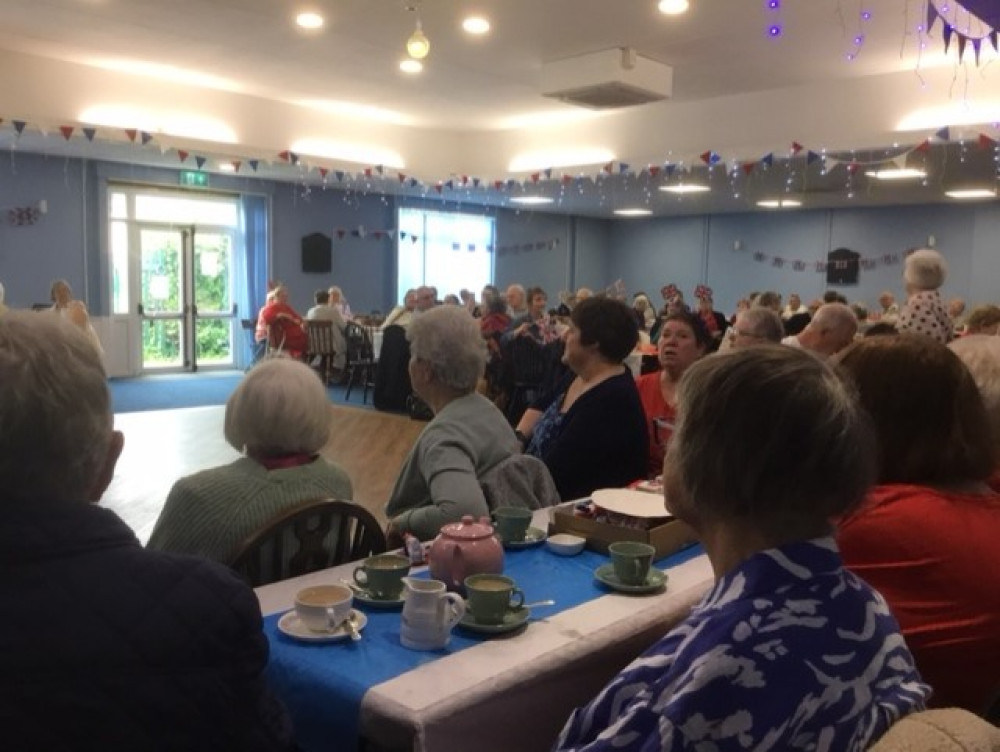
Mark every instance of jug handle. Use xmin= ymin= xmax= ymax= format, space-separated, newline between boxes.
xmin=441 ymin=592 xmax=466 ymax=628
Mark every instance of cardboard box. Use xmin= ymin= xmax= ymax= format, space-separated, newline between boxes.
xmin=550 ymin=506 xmax=699 ymax=560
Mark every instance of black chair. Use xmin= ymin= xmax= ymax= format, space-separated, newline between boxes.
xmin=343 ymin=322 xmax=377 ymax=403
xmin=305 ymin=319 xmax=338 ymax=384
xmin=373 ymin=324 xmax=413 ymax=412
xmin=241 ymin=318 xmax=265 ymax=369
xmin=228 ymin=498 xmax=387 ymax=587
xmin=503 ymin=335 xmax=549 ymax=424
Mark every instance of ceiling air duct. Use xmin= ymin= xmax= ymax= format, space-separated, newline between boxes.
xmin=540 ymin=47 xmax=673 ymax=109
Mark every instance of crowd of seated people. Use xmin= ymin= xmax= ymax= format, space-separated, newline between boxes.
xmin=7 ymin=262 xmax=1000 ymax=750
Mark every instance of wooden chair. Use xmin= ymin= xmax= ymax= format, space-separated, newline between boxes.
xmin=228 ymin=498 xmax=387 ymax=587
xmin=265 ymin=323 xmax=286 ymax=357
xmin=305 ymin=319 xmax=338 ymax=384
xmin=343 ymin=321 xmax=377 ymax=403
xmin=241 ymin=318 xmax=265 ymax=369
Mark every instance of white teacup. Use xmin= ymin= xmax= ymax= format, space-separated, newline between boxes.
xmin=294 ymin=584 xmax=353 ymax=633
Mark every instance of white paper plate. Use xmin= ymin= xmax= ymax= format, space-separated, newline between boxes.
xmin=591 ymin=488 xmax=673 ymax=519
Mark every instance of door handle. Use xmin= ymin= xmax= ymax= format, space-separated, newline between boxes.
xmin=191 ymin=304 xmax=199 ymax=317
xmin=137 ymin=303 xmax=144 ymax=316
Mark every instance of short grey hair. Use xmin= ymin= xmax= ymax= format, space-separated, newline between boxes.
xmin=737 ymin=307 xmax=784 ymax=343
xmin=407 ymin=305 xmax=486 ymax=393
xmin=224 ymin=357 xmax=331 ymax=456
xmin=664 ymin=346 xmax=874 ymax=541
xmin=811 ymin=302 xmax=858 ymax=340
xmin=0 ymin=311 xmax=112 ymax=502
xmin=949 ymin=335 xmax=1000 ymax=456
xmin=904 ymin=249 xmax=947 ymax=291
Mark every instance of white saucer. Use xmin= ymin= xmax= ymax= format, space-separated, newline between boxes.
xmin=277 ymin=608 xmax=368 ymax=642
xmin=503 ymin=527 xmax=548 ymax=549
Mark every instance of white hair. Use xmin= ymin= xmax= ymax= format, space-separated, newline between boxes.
xmin=407 ymin=305 xmax=486 ymax=393
xmin=224 ymin=357 xmax=331 ymax=456
xmin=0 ymin=311 xmax=112 ymax=502
xmin=904 ymin=249 xmax=947 ymax=291
xmin=949 ymin=335 xmax=1000 ymax=454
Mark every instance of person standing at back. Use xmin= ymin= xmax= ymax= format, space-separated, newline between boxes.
xmin=0 ymin=311 xmax=293 ymax=751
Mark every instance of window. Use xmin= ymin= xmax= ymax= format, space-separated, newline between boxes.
xmin=397 ymin=208 xmax=494 ymax=302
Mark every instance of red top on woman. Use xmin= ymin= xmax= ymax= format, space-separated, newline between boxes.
xmin=635 ymin=372 xmax=677 ymax=478
xmin=260 ymin=302 xmax=307 ymax=357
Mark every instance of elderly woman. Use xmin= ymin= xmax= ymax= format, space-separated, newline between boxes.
xmin=517 ymin=297 xmax=648 ymax=500
xmin=147 ymin=358 xmax=352 ymax=563
xmin=898 ymin=249 xmax=952 ymax=343
xmin=836 ymin=335 xmax=1000 ymax=713
xmin=259 ymin=283 xmax=308 ymax=357
xmin=385 ymin=305 xmax=519 ymax=542
xmin=555 ymin=346 xmax=929 ymax=751
xmin=50 ymin=278 xmax=102 ymax=352
xmin=635 ymin=311 xmax=711 ymax=477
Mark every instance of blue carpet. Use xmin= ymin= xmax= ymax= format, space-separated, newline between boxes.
xmin=108 ymin=370 xmax=378 ymax=413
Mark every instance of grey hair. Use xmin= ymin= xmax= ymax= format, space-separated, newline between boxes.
xmin=904 ymin=249 xmax=947 ymax=291
xmin=0 ymin=280 xmax=5 ymax=304
xmin=0 ymin=311 xmax=112 ymax=502
xmin=811 ymin=302 xmax=858 ymax=338
xmin=949 ymin=335 xmax=1000 ymax=456
xmin=664 ymin=346 xmax=875 ymax=541
xmin=407 ymin=305 xmax=486 ymax=393
xmin=738 ymin=307 xmax=784 ymax=343
xmin=224 ymin=357 xmax=331 ymax=456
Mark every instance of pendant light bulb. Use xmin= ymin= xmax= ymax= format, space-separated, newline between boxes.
xmin=407 ymin=19 xmax=430 ymax=59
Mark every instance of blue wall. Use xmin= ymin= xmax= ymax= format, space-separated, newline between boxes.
xmin=1 ymin=151 xmax=996 ymax=322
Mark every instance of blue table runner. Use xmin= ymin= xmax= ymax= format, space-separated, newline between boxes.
xmin=264 ymin=543 xmax=703 ymax=752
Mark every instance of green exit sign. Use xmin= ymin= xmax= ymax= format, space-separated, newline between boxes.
xmin=179 ymin=170 xmax=209 ymax=188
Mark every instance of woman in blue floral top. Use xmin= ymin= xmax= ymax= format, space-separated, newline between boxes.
xmin=555 ymin=346 xmax=930 ymax=752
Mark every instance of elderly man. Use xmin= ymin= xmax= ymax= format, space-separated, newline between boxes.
xmin=877 ymin=290 xmax=900 ymax=324
xmin=0 ymin=312 xmax=292 ymax=750
xmin=782 ymin=302 xmax=858 ymax=357
xmin=732 ymin=306 xmax=785 ymax=348
xmin=414 ymin=285 xmax=437 ymax=313
xmin=505 ymin=283 xmax=530 ymax=321
xmin=306 ymin=288 xmax=348 ymax=371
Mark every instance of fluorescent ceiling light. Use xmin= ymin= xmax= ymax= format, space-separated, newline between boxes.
xmin=658 ymin=0 xmax=690 ymax=15
xmin=290 ymin=138 xmax=405 ymax=168
xmin=78 ymin=105 xmax=238 ymax=143
xmin=945 ymin=187 xmax=997 ymax=199
xmin=462 ymin=17 xmax=491 ymax=34
xmin=866 ymin=167 xmax=927 ymax=180
xmin=614 ymin=208 xmax=652 ymax=216
xmin=295 ymin=99 xmax=415 ymax=126
xmin=509 ymin=148 xmax=615 ymax=172
xmin=757 ymin=198 xmax=802 ymax=208
xmin=295 ymin=12 xmax=324 ymax=29
xmin=85 ymin=59 xmax=243 ymax=93
xmin=897 ymin=102 xmax=1000 ymax=132
xmin=659 ymin=184 xmax=710 ymax=194
xmin=399 ymin=59 xmax=423 ymax=74
xmin=510 ymin=196 xmax=554 ymax=205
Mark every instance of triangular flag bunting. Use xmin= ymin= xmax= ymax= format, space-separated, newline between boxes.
xmin=434 ymin=183 xmax=443 ymax=194
xmin=375 ymin=165 xmax=384 ymax=176
xmin=232 ymin=161 xmax=241 ymax=173
xmin=82 ymin=127 xmax=96 ymax=142
xmin=124 ymin=129 xmax=137 ymax=143
xmin=561 ymin=174 xmax=573 ymax=185
xmin=248 ymin=159 xmax=259 ymax=172
xmin=278 ymin=150 xmax=291 ymax=162
xmin=618 ymin=162 xmax=630 ymax=174
xmin=935 ymin=127 xmax=950 ymax=141
xmin=59 ymin=126 xmax=74 ymax=141
xmin=791 ymin=142 xmax=804 ymax=155
xmin=177 ymin=150 xmax=189 ymax=163
xmin=337 ymin=229 xmax=346 ymax=239
xmin=194 ymin=156 xmax=206 ymax=169
xmin=847 ymin=162 xmax=860 ymax=175
xmin=472 ymin=177 xmax=481 ymax=187
xmin=408 ymin=178 xmax=419 ymax=188
xmin=603 ymin=161 xmax=614 ymax=174
xmin=700 ymin=151 xmax=713 ymax=165
xmin=760 ymin=153 xmax=774 ymax=167
xmin=648 ymin=165 xmax=661 ymax=178
xmin=806 ymin=150 xmax=821 ymax=165
xmin=364 ymin=167 xmax=373 ymax=178
xmin=979 ymin=133 xmax=997 ymax=150
xmin=140 ymin=131 xmax=153 ymax=146
xmin=543 ymin=168 xmax=552 ymax=179
xmin=494 ymin=180 xmax=505 ymax=190
xmin=12 ymin=120 xmax=26 ymax=135
xmin=915 ymin=139 xmax=931 ymax=153
xmin=398 ymin=172 xmax=407 ymax=183
xmin=335 ymin=171 xmax=346 ymax=182
xmin=742 ymin=162 xmax=755 ymax=175
xmin=318 ymin=167 xmax=328 ymax=179
xmin=530 ymin=173 xmax=540 ymax=183
xmin=445 ymin=179 xmax=455 ymax=190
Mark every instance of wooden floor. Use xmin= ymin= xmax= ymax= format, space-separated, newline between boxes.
xmin=102 ymin=403 xmax=426 ymax=544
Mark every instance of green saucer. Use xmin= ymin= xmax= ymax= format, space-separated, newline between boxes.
xmin=353 ymin=589 xmax=406 ymax=609
xmin=503 ymin=527 xmax=547 ymax=549
xmin=458 ymin=606 xmax=530 ymax=634
xmin=594 ymin=563 xmax=667 ymax=594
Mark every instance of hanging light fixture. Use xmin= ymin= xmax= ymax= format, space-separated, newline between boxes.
xmin=406 ymin=17 xmax=430 ymax=59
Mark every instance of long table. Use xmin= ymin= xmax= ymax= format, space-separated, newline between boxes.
xmin=255 ymin=510 xmax=713 ymax=752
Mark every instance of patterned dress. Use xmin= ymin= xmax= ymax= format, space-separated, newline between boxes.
xmin=555 ymin=537 xmax=929 ymax=752
xmin=898 ymin=290 xmax=952 ymax=343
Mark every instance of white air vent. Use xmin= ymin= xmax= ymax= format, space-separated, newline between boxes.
xmin=541 ymin=48 xmax=673 ymax=109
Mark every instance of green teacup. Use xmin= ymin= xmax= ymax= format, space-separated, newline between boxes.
xmin=493 ymin=506 xmax=533 ymax=543
xmin=353 ymin=553 xmax=410 ymax=599
xmin=608 ymin=541 xmax=655 ymax=586
xmin=464 ymin=574 xmax=525 ymax=625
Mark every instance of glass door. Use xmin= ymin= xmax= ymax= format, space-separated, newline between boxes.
xmin=139 ymin=226 xmax=187 ymax=370
xmin=193 ymin=230 xmax=235 ymax=368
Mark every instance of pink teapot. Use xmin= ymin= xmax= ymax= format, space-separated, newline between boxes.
xmin=428 ymin=515 xmax=504 ymax=592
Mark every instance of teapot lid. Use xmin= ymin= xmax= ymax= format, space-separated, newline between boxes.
xmin=440 ymin=515 xmax=494 ymax=540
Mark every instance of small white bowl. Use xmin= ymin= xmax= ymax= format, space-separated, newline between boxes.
xmin=547 ymin=533 xmax=586 ymax=556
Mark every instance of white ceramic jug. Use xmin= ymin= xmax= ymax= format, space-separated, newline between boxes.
xmin=400 ymin=577 xmax=466 ymax=651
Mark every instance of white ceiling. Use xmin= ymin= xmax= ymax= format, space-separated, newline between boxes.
xmin=0 ymin=0 xmax=997 ymax=217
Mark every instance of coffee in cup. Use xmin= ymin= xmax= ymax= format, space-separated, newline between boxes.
xmin=608 ymin=541 xmax=656 ymax=586
xmin=294 ymin=584 xmax=353 ymax=633
xmin=353 ymin=553 xmax=410 ymax=599
xmin=493 ymin=506 xmax=533 ymax=543
xmin=464 ymin=574 xmax=525 ymax=625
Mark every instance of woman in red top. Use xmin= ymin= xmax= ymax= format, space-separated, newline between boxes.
xmin=259 ymin=284 xmax=307 ymax=358
xmin=836 ymin=334 xmax=1000 ymax=713
xmin=635 ymin=311 xmax=711 ymax=478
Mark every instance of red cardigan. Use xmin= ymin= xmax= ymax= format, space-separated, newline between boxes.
xmin=838 ymin=483 xmax=1000 ymax=712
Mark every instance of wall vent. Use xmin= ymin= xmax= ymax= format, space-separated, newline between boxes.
xmin=541 ymin=48 xmax=672 ymax=109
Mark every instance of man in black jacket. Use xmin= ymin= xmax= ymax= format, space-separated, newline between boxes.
xmin=0 ymin=311 xmax=293 ymax=751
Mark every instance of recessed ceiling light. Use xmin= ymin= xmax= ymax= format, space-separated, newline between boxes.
xmin=510 ymin=196 xmax=554 ymax=205
xmin=866 ymin=167 xmax=927 ymax=180
xmin=462 ymin=16 xmax=491 ymax=34
xmin=659 ymin=184 xmax=710 ymax=194
xmin=756 ymin=198 xmax=802 ymax=208
xmin=399 ymin=59 xmax=423 ymax=74
xmin=295 ymin=12 xmax=324 ymax=30
xmin=658 ymin=0 xmax=690 ymax=15
xmin=945 ymin=187 xmax=997 ymax=199
xmin=614 ymin=208 xmax=653 ymax=216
